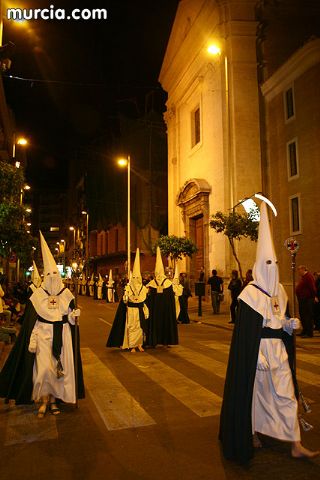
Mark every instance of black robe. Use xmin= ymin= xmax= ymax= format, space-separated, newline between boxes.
xmin=106 ymin=300 xmax=147 ymax=347
xmin=219 ymin=300 xmax=295 ymax=464
xmin=0 ymin=300 xmax=85 ymax=405
xmin=146 ymin=285 xmax=178 ymax=347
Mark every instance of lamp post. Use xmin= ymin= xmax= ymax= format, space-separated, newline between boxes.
xmin=117 ymin=155 xmax=131 ymax=278
xmin=81 ymin=211 xmax=89 ymax=273
xmin=69 ymin=226 xmax=76 ymax=252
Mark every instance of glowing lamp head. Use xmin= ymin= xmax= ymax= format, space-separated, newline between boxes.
xmin=17 ymin=137 xmax=28 ymax=146
xmin=207 ymin=44 xmax=221 ymax=56
xmin=117 ymin=158 xmax=128 ymax=167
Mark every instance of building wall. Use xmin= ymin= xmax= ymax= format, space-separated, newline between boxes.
xmin=160 ymin=0 xmax=261 ymax=281
xmin=262 ymin=38 xmax=320 ymax=301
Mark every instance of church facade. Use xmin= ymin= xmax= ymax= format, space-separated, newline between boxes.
xmin=160 ymin=0 xmax=320 ymax=288
xmin=159 ymin=0 xmax=262 ymax=283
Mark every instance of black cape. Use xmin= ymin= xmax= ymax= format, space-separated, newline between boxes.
xmin=219 ymin=300 xmax=295 ymax=464
xmin=106 ymin=300 xmax=148 ymax=347
xmin=146 ymin=285 xmax=178 ymax=346
xmin=178 ymin=295 xmax=190 ymax=324
xmin=0 ymin=300 xmax=85 ymax=404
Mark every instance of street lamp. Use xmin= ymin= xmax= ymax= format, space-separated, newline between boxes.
xmin=69 ymin=226 xmax=76 ymax=252
xmin=207 ymin=42 xmax=233 ymax=207
xmin=117 ymin=155 xmax=131 ymax=277
xmin=82 ymin=210 xmax=89 ymax=272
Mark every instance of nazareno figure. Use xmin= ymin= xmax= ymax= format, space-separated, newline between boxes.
xmin=0 ymin=231 xmax=85 ymax=418
xmin=145 ymin=247 xmax=178 ymax=347
xmin=219 ymin=202 xmax=319 ymax=463
xmin=106 ymin=248 xmax=148 ymax=352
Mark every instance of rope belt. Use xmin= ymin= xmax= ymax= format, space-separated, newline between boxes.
xmin=261 ymin=327 xmax=283 ymax=339
xmin=127 ymin=302 xmax=144 ymax=308
xmin=38 ymin=315 xmax=68 ymax=378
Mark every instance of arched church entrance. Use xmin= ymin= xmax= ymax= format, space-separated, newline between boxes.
xmin=177 ymin=178 xmax=211 ymax=288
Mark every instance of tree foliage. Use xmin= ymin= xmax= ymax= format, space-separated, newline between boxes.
xmin=210 ymin=209 xmax=259 ymax=280
xmin=0 ymin=160 xmax=35 ymax=274
xmin=153 ymin=235 xmax=198 ymax=268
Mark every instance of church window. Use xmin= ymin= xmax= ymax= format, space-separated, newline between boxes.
xmin=191 ymin=106 xmax=201 ymax=147
xmin=284 ymin=86 xmax=295 ymax=121
xmin=287 ymin=138 xmax=299 ymax=180
xmin=289 ymin=194 xmax=301 ymax=234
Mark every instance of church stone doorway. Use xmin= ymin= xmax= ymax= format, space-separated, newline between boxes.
xmin=176 ymin=178 xmax=211 ymax=288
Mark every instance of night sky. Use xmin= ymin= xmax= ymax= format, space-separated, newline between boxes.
xmin=2 ymin=0 xmax=179 ymax=187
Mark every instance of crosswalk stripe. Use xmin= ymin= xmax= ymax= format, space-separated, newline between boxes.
xmin=201 ymin=341 xmax=320 ymax=386
xmin=170 ymin=345 xmax=227 ymax=379
xmin=4 ymin=405 xmax=58 ymax=446
xmin=98 ymin=317 xmax=113 ymax=326
xmin=297 ymin=352 xmax=320 ymax=367
xmin=81 ymin=347 xmax=156 ymax=430
xmin=123 ymin=351 xmax=222 ymax=417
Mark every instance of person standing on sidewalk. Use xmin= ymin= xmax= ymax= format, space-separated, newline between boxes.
xmin=227 ymin=270 xmax=242 ymax=323
xmin=296 ymin=265 xmax=317 ymax=338
xmin=208 ymin=270 xmax=223 ymax=314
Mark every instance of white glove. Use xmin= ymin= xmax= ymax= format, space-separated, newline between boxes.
xmin=143 ymin=303 xmax=149 ymax=320
xmin=283 ymin=317 xmax=301 ymax=335
xmin=257 ymin=351 xmax=269 ymax=371
xmin=28 ymin=328 xmax=38 ymax=353
xmin=68 ymin=308 xmax=80 ymax=325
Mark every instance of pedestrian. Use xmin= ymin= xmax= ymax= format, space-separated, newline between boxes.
xmin=312 ymin=272 xmax=320 ymax=331
xmin=106 ymin=249 xmax=149 ymax=352
xmin=227 ymin=270 xmax=242 ymax=323
xmin=28 ymin=261 xmax=42 ymax=296
xmin=296 ymin=265 xmax=317 ymax=338
xmin=219 ymin=202 xmax=319 ymax=463
xmin=81 ymin=275 xmax=87 ymax=296
xmin=145 ymin=247 xmax=178 ymax=347
xmin=242 ymin=269 xmax=253 ymax=289
xmin=207 ymin=269 xmax=223 ymax=314
xmin=199 ymin=266 xmax=205 ymax=282
xmin=178 ymin=273 xmax=191 ymax=324
xmin=0 ymin=231 xmax=85 ymax=417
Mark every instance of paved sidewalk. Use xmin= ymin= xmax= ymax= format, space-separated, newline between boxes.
xmin=187 ymin=296 xmax=234 ymax=331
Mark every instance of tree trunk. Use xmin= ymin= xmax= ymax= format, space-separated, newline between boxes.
xmin=228 ymin=238 xmax=243 ymax=282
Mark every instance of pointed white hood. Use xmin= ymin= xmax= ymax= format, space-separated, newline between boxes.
xmin=155 ymin=246 xmax=166 ymax=284
xmin=31 ymin=260 xmax=42 ymax=289
xmin=40 ymin=231 xmax=64 ymax=295
xmin=30 ymin=232 xmax=74 ymax=321
xmin=130 ymin=248 xmax=142 ymax=289
xmin=252 ymin=202 xmax=279 ymax=297
xmin=147 ymin=246 xmax=172 ymax=289
xmin=172 ymin=261 xmax=180 ymax=285
xmin=239 ymin=202 xmax=287 ymax=320
xmin=109 ymin=269 xmax=113 ymax=282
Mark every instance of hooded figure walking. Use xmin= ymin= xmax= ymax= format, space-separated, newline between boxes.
xmin=146 ymin=247 xmax=178 ymax=347
xmin=106 ymin=248 xmax=148 ymax=352
xmin=219 ymin=202 xmax=319 ymax=463
xmin=0 ymin=232 xmax=85 ymax=418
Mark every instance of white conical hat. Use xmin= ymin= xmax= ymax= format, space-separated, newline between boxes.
xmin=173 ymin=261 xmax=180 ymax=284
xmin=252 ymin=202 xmax=279 ymax=297
xmin=39 ymin=231 xmax=64 ymax=295
xmin=109 ymin=269 xmax=113 ymax=281
xmin=155 ymin=246 xmax=165 ymax=277
xmin=132 ymin=249 xmax=141 ymax=278
xmin=31 ymin=260 xmax=41 ymax=288
xmin=40 ymin=231 xmax=58 ymax=276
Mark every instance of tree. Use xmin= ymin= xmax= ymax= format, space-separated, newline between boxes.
xmin=0 ymin=159 xmax=34 ymax=280
xmin=210 ymin=209 xmax=259 ymax=281
xmin=153 ymin=235 xmax=198 ymax=271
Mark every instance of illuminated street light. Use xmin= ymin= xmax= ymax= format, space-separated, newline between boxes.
xmin=82 ymin=211 xmax=89 ymax=271
xmin=117 ymin=155 xmax=131 ymax=277
xmin=17 ymin=137 xmax=28 ymax=146
xmin=207 ymin=44 xmax=221 ymax=56
xmin=69 ymin=226 xmax=76 ymax=251
xmin=25 ymin=207 xmax=31 ymax=213
xmin=26 ymin=222 xmax=31 ymax=226
xmin=24 ymin=184 xmax=31 ymax=190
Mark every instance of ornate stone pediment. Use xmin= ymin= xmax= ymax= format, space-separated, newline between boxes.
xmin=177 ymin=178 xmax=211 ymax=206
